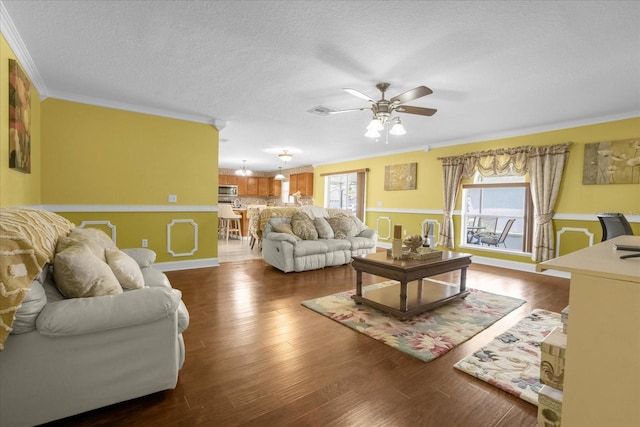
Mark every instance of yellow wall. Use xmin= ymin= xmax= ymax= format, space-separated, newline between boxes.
xmin=0 ymin=34 xmax=41 ymax=207
xmin=40 ymin=99 xmax=219 ymax=263
xmin=314 ymin=117 xmax=640 ymax=262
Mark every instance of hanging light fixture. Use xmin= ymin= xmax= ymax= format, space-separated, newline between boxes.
xmin=274 ymin=167 xmax=285 ymax=181
xmin=389 ymin=118 xmax=406 ymax=136
xmin=365 ymin=116 xmax=407 ymax=139
xmin=278 ymin=150 xmax=293 ymax=162
xmin=235 ymin=160 xmax=253 ymax=176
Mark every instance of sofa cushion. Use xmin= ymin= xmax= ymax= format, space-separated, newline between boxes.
xmin=105 ymin=248 xmax=145 ymax=289
xmin=326 ymin=216 xmax=358 ymax=239
xmin=121 ymin=248 xmax=157 ymax=268
xmin=348 ymin=236 xmax=377 ymax=251
xmin=350 ymin=216 xmax=368 ymax=234
xmin=53 ymin=242 xmax=123 ymax=298
xmin=322 ymin=238 xmax=352 ymax=252
xmin=293 ymin=240 xmax=329 ymax=257
xmin=291 ymin=212 xmax=318 ymax=240
xmin=314 ymin=217 xmax=334 ymax=239
xmin=11 ymin=280 xmax=47 ymax=334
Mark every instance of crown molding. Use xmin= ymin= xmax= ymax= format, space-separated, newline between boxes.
xmin=45 ymin=89 xmax=227 ymax=129
xmin=0 ymin=1 xmax=48 ymax=99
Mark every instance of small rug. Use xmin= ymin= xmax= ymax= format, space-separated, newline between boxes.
xmin=454 ymin=309 xmax=562 ymax=405
xmin=301 ymin=280 xmax=526 ymax=362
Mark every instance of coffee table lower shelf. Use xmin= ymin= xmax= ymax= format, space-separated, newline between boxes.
xmin=352 ymin=279 xmax=470 ymax=320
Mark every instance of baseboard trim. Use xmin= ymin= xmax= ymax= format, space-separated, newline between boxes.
xmin=154 ymin=257 xmax=219 ymax=272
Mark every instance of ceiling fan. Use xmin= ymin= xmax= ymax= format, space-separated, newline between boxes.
xmin=329 ymin=82 xmax=437 ymax=137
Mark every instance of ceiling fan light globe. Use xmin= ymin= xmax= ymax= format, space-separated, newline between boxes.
xmin=365 ymin=129 xmax=380 ymax=138
xmin=367 ymin=119 xmax=384 ymax=131
xmin=390 ymin=123 xmax=406 ymax=136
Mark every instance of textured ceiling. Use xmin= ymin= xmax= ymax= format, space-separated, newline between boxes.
xmin=2 ymin=0 xmax=639 ymax=172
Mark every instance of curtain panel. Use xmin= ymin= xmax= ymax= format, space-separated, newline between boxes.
xmin=437 ymin=142 xmax=572 ymax=262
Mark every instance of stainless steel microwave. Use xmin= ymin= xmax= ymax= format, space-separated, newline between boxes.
xmin=218 ymin=185 xmax=238 ymax=196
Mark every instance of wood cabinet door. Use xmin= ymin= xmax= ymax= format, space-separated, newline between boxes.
xmin=236 ymin=176 xmax=248 ymax=195
xmin=301 ymin=173 xmax=313 ymax=196
xmin=258 ymin=177 xmax=270 ymax=197
xmin=270 ymin=178 xmax=281 ymax=197
xmin=289 ymin=174 xmax=298 ymax=195
xmin=246 ymin=177 xmax=258 ymax=196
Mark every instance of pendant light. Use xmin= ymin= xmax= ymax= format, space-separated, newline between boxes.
xmin=274 ymin=167 xmax=285 ymax=181
xmin=235 ymin=160 xmax=253 ymax=176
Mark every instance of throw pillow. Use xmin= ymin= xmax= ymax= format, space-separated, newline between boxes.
xmin=314 ymin=217 xmax=334 ymax=239
xmin=105 ymin=248 xmax=145 ymax=289
xmin=291 ymin=212 xmax=318 ymax=240
xmin=121 ymin=248 xmax=157 ymax=268
xmin=326 ymin=216 xmax=357 ymax=239
xmin=53 ymin=243 xmax=122 ymax=298
xmin=69 ymin=227 xmax=116 ymax=250
xmin=350 ymin=215 xmax=367 ymax=235
xmin=272 ymin=223 xmax=301 ymax=240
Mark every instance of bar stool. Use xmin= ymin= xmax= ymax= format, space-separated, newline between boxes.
xmin=218 ymin=204 xmax=242 ymax=241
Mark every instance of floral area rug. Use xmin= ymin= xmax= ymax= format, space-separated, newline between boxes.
xmin=454 ymin=309 xmax=562 ymax=405
xmin=301 ymin=280 xmax=526 ymax=363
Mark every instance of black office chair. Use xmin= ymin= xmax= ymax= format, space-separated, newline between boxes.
xmin=596 ymin=213 xmax=634 ymax=241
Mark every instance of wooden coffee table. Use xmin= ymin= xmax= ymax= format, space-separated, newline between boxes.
xmin=351 ymin=250 xmax=473 ymax=320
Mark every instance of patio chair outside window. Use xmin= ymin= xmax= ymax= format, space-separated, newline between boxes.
xmin=480 ymin=218 xmax=516 ymax=247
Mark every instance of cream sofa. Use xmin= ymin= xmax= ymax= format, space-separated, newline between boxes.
xmin=0 ymin=208 xmax=189 ymax=426
xmin=261 ymin=206 xmax=378 ymax=273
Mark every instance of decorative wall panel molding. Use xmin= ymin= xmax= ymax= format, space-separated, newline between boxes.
xmin=376 ymin=216 xmax=392 ymax=241
xmin=167 ymin=219 xmax=199 ymax=257
xmin=556 ymin=227 xmax=594 ymax=258
xmin=78 ymin=220 xmax=116 ymax=242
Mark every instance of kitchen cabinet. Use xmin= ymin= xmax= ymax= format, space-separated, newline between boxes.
xmin=219 ymin=175 xmax=237 ymax=185
xmin=246 ymin=177 xmax=258 ymax=196
xmin=270 ymin=178 xmax=281 ymax=197
xmin=257 ymin=177 xmax=270 ymax=197
xmin=236 ymin=176 xmax=248 ymax=195
xmin=289 ymin=173 xmax=313 ymax=196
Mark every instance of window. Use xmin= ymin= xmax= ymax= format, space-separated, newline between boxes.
xmin=462 ymin=173 xmax=533 ymax=253
xmin=322 ymin=169 xmax=367 ymax=220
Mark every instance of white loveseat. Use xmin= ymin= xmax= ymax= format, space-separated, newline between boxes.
xmin=0 ymin=208 xmax=189 ymax=426
xmin=261 ymin=207 xmax=378 ymax=273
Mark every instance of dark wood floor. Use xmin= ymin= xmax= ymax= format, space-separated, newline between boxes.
xmin=46 ymin=257 xmax=569 ymax=427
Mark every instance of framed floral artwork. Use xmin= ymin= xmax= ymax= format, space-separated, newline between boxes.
xmin=582 ymin=138 xmax=640 ymax=185
xmin=384 ymin=162 xmax=417 ymax=191
xmin=8 ymin=59 xmax=31 ymax=173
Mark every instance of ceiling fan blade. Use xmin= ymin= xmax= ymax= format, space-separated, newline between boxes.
xmin=328 ymin=107 xmax=370 ymax=114
xmin=390 ymin=86 xmax=433 ymax=105
xmin=394 ymin=105 xmax=437 ymax=116
xmin=343 ymin=88 xmax=376 ymax=103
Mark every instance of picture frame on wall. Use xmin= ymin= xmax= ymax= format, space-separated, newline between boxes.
xmin=8 ymin=59 xmax=32 ymax=174
xmin=384 ymin=162 xmax=417 ymax=191
xmin=582 ymin=138 xmax=640 ymax=185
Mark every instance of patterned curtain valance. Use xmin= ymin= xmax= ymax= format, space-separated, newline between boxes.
xmin=437 ymin=143 xmax=572 ymax=178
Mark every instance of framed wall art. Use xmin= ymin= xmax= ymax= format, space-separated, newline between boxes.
xmin=582 ymin=138 xmax=640 ymax=185
xmin=384 ymin=162 xmax=417 ymax=191
xmin=8 ymin=59 xmax=31 ymax=173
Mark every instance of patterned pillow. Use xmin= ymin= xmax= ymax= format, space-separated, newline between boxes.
xmin=326 ymin=216 xmax=357 ymax=239
xmin=291 ymin=212 xmax=318 ymax=240
xmin=272 ymin=223 xmax=301 ymax=240
xmin=314 ymin=217 xmax=334 ymax=239
xmin=350 ymin=216 xmax=367 ymax=235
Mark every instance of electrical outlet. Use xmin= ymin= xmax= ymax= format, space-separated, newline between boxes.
xmin=377 ymin=201 xmax=383 ymax=207
xmin=168 ymin=194 xmax=177 ymax=203
xmin=141 ymin=239 xmax=148 ymax=248
xmin=403 ymin=230 xmax=407 ymax=235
